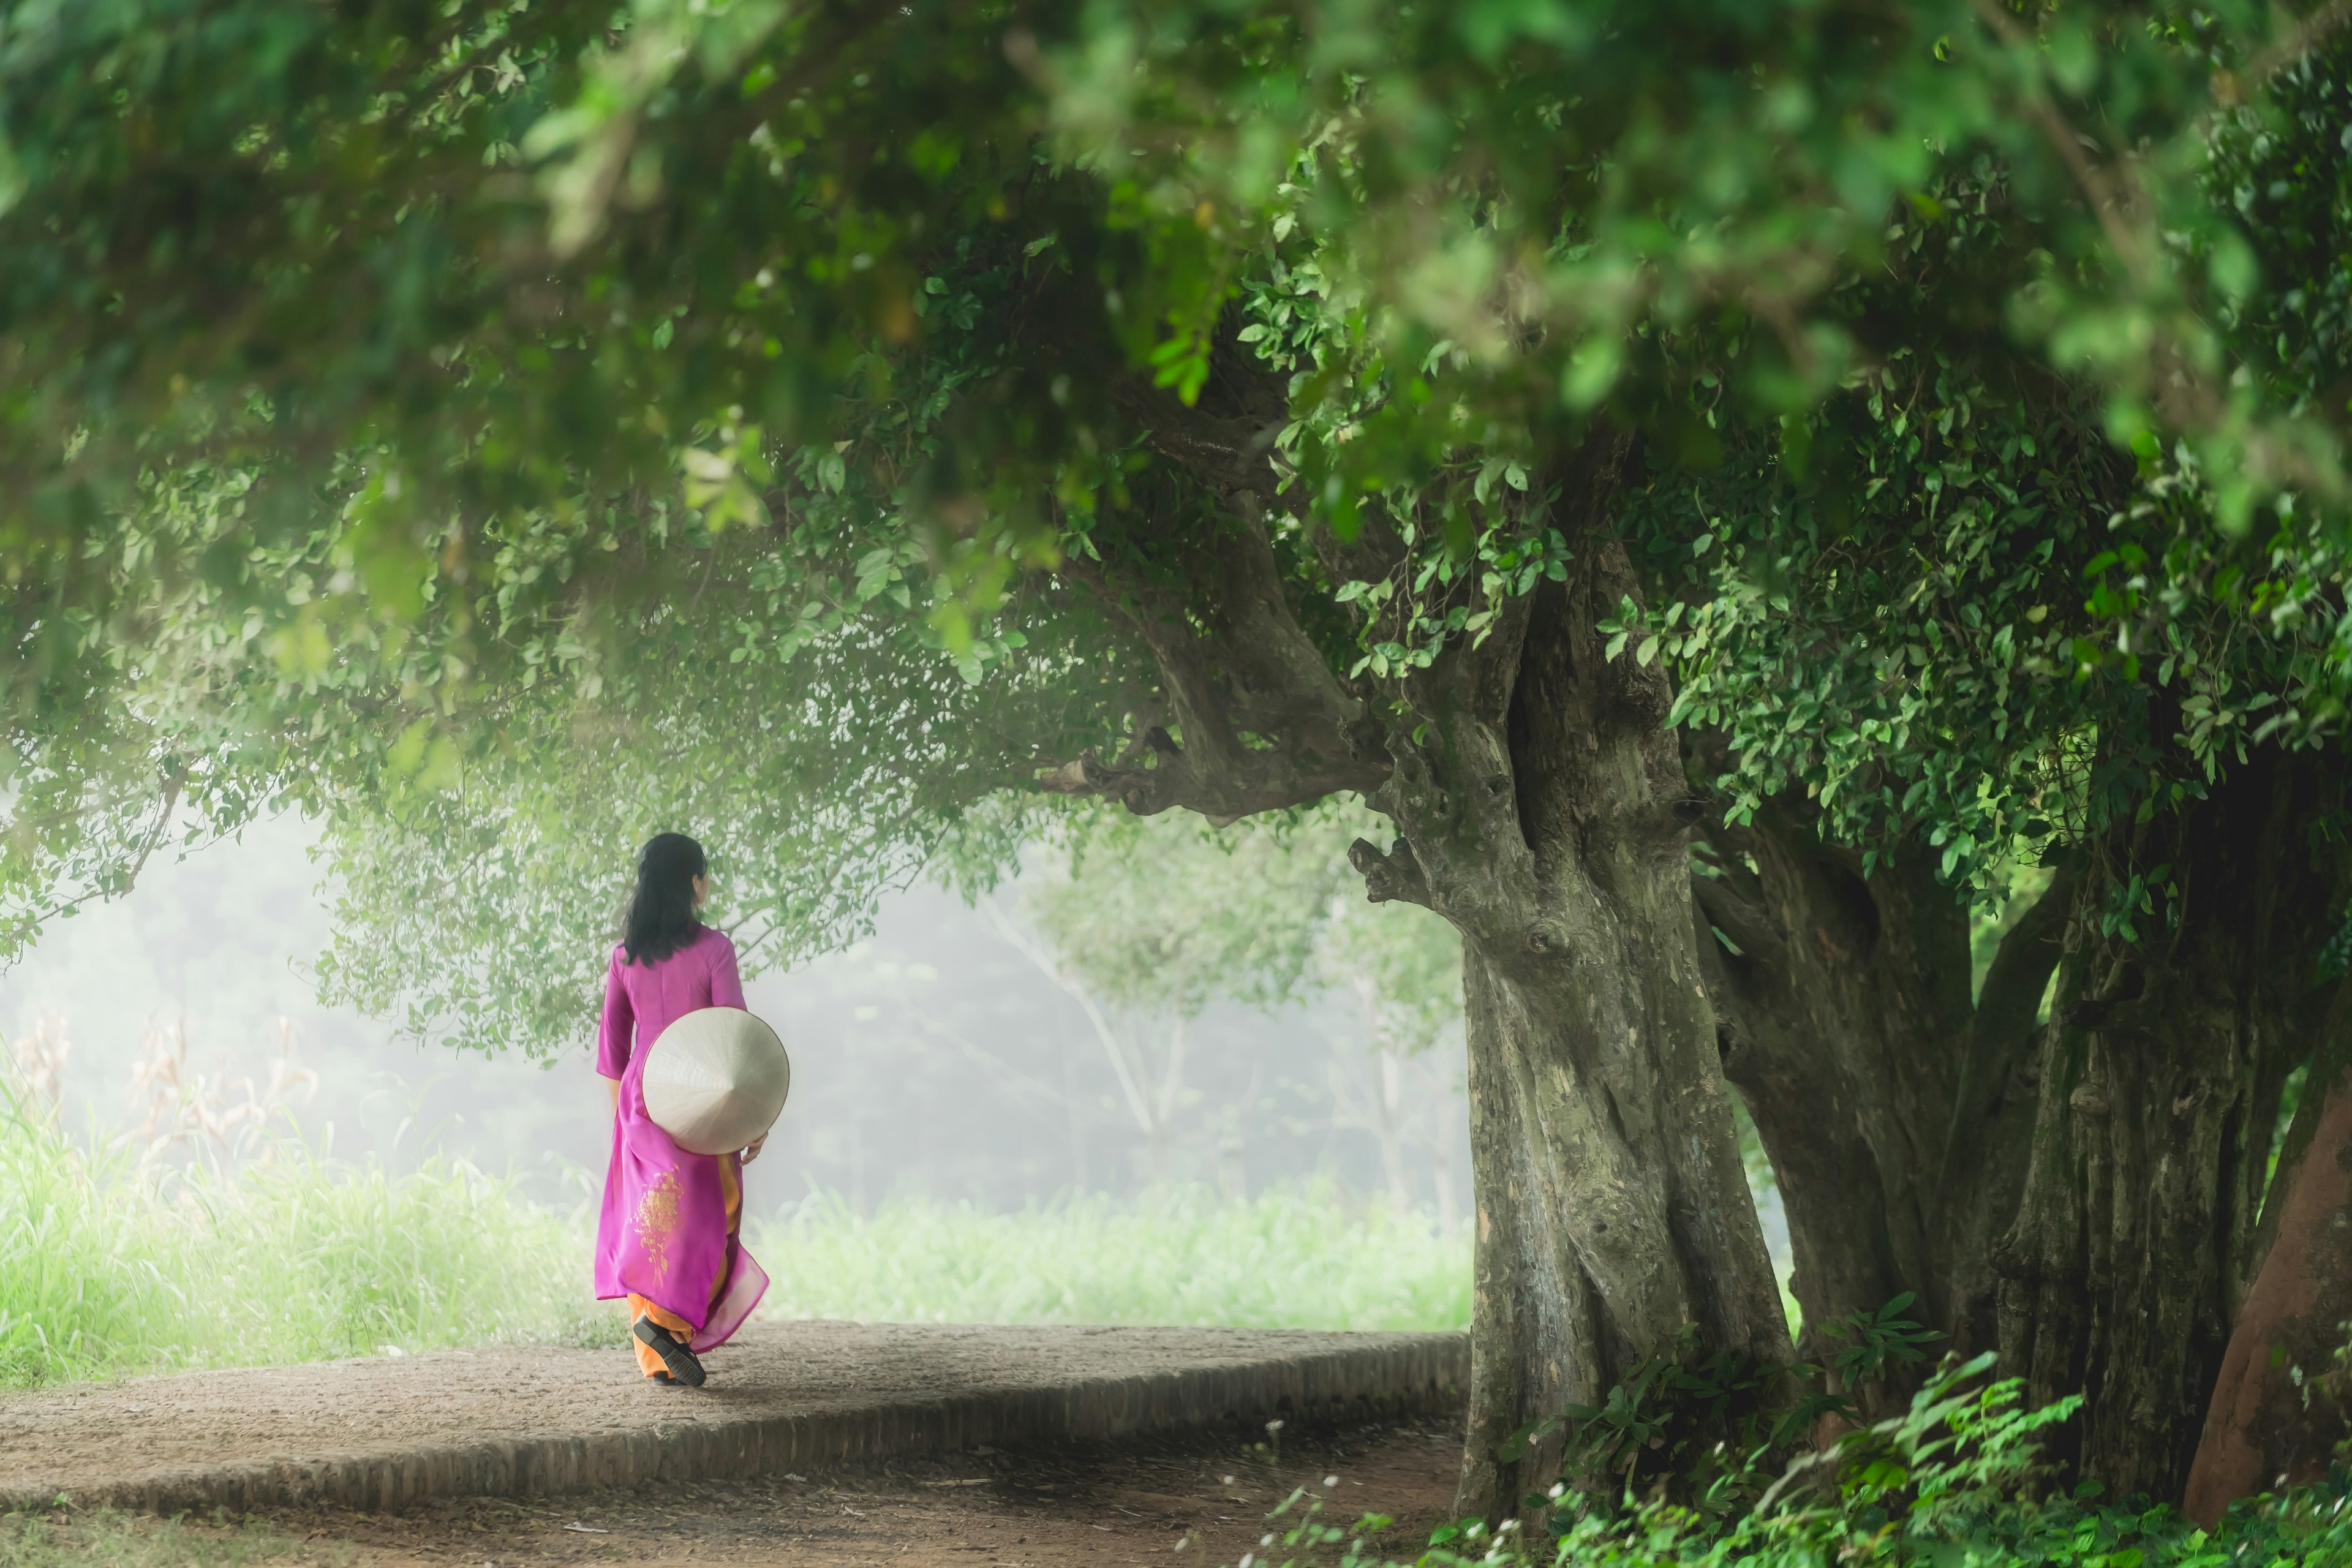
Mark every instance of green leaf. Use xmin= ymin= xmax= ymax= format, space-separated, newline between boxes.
xmin=388 ymin=718 xmax=432 ymax=777
xmin=1561 ymin=337 xmax=1624 ymax=410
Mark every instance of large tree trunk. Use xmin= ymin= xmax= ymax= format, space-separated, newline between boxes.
xmin=1052 ymin=377 xmax=1785 ymax=1521
xmin=1693 ymin=796 xmax=2072 ymax=1389
xmin=1994 ymin=747 xmax=2346 ymax=1501
xmin=1349 ymin=444 xmax=1789 ymax=1517
xmin=1697 ymin=744 xmax=2345 ymax=1504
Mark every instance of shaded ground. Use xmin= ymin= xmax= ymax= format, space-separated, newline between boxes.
xmin=1 ymin=1417 xmax=1464 ymax=1567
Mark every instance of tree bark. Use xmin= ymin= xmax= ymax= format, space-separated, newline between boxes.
xmin=1692 ymin=797 xmax=2072 ymax=1389
xmin=1695 ymin=818 xmax=1961 ymax=1365
xmin=1994 ymin=747 xmax=2348 ymax=1502
xmin=1686 ymin=734 xmax=2348 ymax=1507
xmin=1935 ymin=859 xmax=2078 ymax=1359
xmin=2182 ymin=986 xmax=2352 ymax=1523
xmin=1350 ymin=439 xmax=1790 ymax=1517
xmin=1045 ymin=372 xmax=1785 ymax=1521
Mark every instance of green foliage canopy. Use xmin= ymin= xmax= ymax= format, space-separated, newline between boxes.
xmin=1 ymin=0 xmax=2346 ymax=1039
xmin=1605 ymin=41 xmax=2352 ymax=894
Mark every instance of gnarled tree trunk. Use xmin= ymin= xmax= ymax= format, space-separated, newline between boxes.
xmin=1708 ymin=760 xmax=2341 ymax=1504
xmin=1043 ymin=394 xmax=1787 ymax=1521
xmin=1694 ymin=740 xmax=2347 ymax=1505
xmin=1348 ymin=443 xmax=1789 ymax=1517
xmin=1692 ymin=795 xmax=2072 ymax=1390
xmin=1994 ymin=747 xmax=2346 ymax=1501
xmin=1045 ymin=346 xmax=2352 ymax=1515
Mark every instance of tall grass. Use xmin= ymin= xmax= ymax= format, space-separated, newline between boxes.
xmin=0 ymin=1090 xmax=609 ymax=1388
xmin=753 ymin=1185 xmax=1471 ymax=1332
xmin=2 ymin=1089 xmax=1469 ymax=1387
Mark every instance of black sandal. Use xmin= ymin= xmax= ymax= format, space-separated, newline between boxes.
xmin=633 ymin=1319 xmax=707 ymax=1387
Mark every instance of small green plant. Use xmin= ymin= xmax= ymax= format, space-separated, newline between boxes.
xmin=1496 ymin=1335 xmax=1837 ymax=1515
xmin=1820 ymin=1291 xmax=1945 ymax=1387
xmin=1247 ymin=1356 xmax=2352 ymax=1566
xmin=1495 ymin=1294 xmax=1943 ymax=1517
xmin=1249 ymin=1417 xmax=1286 ymax=1470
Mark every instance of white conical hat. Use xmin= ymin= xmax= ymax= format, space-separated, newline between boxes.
xmin=641 ymin=1007 xmax=791 ymax=1156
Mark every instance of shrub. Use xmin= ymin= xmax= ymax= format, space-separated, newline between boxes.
xmin=1251 ymin=1356 xmax=2352 ymax=1567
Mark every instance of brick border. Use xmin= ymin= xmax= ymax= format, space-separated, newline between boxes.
xmin=4 ymin=1333 xmax=1466 ymax=1515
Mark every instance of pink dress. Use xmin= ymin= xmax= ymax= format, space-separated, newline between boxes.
xmin=592 ymin=924 xmax=769 ymax=1351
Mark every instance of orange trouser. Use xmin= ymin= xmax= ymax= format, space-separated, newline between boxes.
xmin=630 ymin=1155 xmax=742 ymax=1377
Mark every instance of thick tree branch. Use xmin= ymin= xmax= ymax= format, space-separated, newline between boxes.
xmin=1971 ymin=859 xmax=2079 ymax=1055
xmin=1044 ymin=513 xmax=1389 ymax=821
xmin=1042 ymin=360 xmax=1390 ymax=823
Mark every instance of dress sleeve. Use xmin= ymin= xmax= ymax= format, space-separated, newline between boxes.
xmin=709 ymin=933 xmax=748 ymax=1011
xmin=595 ymin=948 xmax=635 ymax=1079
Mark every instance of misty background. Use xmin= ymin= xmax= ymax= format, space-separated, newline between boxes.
xmin=1 ymin=815 xmax=1483 ymax=1235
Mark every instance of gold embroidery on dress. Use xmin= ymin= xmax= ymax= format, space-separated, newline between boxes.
xmin=633 ymin=1170 xmax=684 ymax=1281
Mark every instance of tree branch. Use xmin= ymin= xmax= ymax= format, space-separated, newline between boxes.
xmin=1688 ymin=868 xmax=1785 ymax=973
xmin=1972 ymin=859 xmax=2080 ymax=1055
xmin=1044 ymin=506 xmax=1389 ymax=822
xmin=1348 ymin=835 xmax=1432 ymax=909
xmin=2232 ymin=0 xmax=2352 ymax=100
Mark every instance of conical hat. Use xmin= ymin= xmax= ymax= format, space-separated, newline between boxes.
xmin=641 ymin=1007 xmax=791 ymax=1156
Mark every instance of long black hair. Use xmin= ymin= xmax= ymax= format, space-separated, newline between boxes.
xmin=621 ymin=833 xmax=708 ymax=965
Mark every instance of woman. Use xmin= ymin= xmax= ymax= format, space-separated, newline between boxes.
xmin=594 ymin=832 xmax=769 ymax=1386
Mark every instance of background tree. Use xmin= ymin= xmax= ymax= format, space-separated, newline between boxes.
xmin=1311 ymin=860 xmax=1468 ymax=1229
xmin=1019 ymin=803 xmax=1466 ymax=1205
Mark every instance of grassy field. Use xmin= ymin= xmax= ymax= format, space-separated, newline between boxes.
xmin=0 ymin=1094 xmax=1468 ymax=1388
xmin=753 ymin=1186 xmax=1471 ymax=1332
xmin=0 ymin=1509 xmax=342 ymax=1568
xmin=0 ymin=1090 xmax=604 ymax=1387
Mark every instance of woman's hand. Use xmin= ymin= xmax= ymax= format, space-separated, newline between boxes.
xmin=741 ymin=1133 xmax=767 ymax=1164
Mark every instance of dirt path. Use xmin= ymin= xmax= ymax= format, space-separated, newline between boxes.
xmin=0 ymin=1324 xmax=1466 ymax=1518
xmin=6 ymin=1417 xmax=1467 ymax=1567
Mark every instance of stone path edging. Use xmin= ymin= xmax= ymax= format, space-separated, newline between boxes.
xmin=0 ymin=1325 xmax=1468 ymax=1516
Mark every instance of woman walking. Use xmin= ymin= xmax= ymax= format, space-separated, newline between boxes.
xmin=594 ymin=833 xmax=769 ymax=1385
